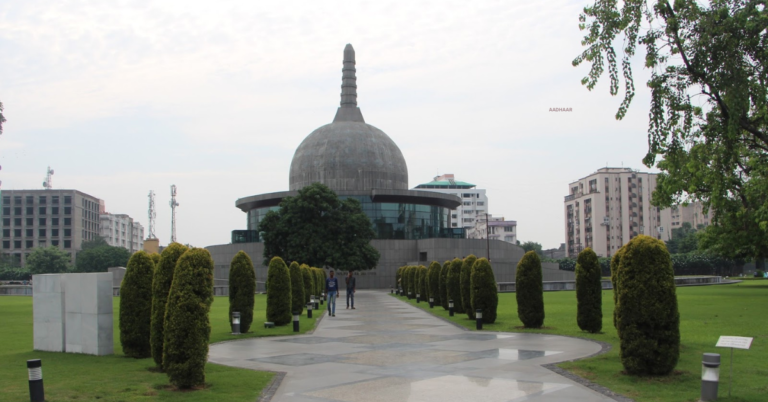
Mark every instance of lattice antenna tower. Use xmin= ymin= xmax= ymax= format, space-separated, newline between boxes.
xmin=43 ymin=166 xmax=54 ymax=189
xmin=169 ymin=185 xmax=179 ymax=243
xmin=147 ymin=190 xmax=157 ymax=239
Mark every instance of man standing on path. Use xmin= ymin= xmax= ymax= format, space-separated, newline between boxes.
xmin=346 ymin=271 xmax=356 ymax=309
xmin=326 ymin=270 xmax=339 ymax=317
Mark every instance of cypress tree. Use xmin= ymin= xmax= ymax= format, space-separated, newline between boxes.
xmin=419 ymin=265 xmax=429 ymax=300
xmin=575 ymin=248 xmax=602 ymax=333
xmin=266 ymin=257 xmax=292 ymax=325
xmin=470 ymin=257 xmax=498 ymax=323
xmin=516 ymin=251 xmax=544 ymax=328
xmin=229 ymin=251 xmax=256 ymax=333
xmin=313 ymin=268 xmax=324 ymax=298
xmin=396 ymin=266 xmax=404 ymax=292
xmin=163 ymin=248 xmax=214 ymax=389
xmin=150 ymin=243 xmax=188 ymax=368
xmin=616 ymin=235 xmax=680 ymax=375
xmin=409 ymin=266 xmax=419 ymax=298
xmin=301 ymin=264 xmax=313 ymax=304
xmin=461 ymin=255 xmax=477 ymax=319
xmin=611 ymin=246 xmax=626 ymax=330
xmin=402 ymin=266 xmax=411 ymax=297
xmin=289 ymin=262 xmax=305 ymax=314
xmin=440 ymin=261 xmax=450 ymax=309
xmin=120 ymin=250 xmax=154 ymax=358
xmin=427 ymin=261 xmax=441 ymax=305
xmin=149 ymin=252 xmax=161 ymax=266
xmin=447 ymin=258 xmax=464 ymax=314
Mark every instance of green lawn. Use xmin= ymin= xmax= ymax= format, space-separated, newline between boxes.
xmin=393 ymin=282 xmax=767 ymax=402
xmin=0 ymin=294 xmax=320 ymax=401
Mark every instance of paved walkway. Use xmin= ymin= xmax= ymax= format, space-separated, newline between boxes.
xmin=209 ymin=291 xmax=616 ymax=402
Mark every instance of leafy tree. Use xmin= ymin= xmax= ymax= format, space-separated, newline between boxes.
xmin=576 ymin=248 xmax=602 ymax=333
xmin=301 ymin=264 xmax=313 ymax=305
xmin=427 ymin=261 xmax=441 ymax=305
xmin=288 ymin=262 xmax=305 ymax=315
xmin=447 ymin=258 xmax=464 ymax=314
xmin=229 ymin=251 xmax=256 ymax=333
xmin=266 ymin=257 xmax=292 ymax=325
xmin=258 ymin=183 xmax=380 ymax=271
xmin=75 ymin=245 xmax=131 ymax=273
xmin=440 ymin=261 xmax=450 ymax=309
xmin=80 ymin=236 xmax=109 ymax=251
xmin=120 ymin=251 xmax=154 ymax=358
xmin=665 ymin=222 xmax=699 ymax=254
xmin=615 ymin=235 xmax=680 ymax=375
xmin=163 ymin=248 xmax=214 ymax=389
xmin=574 ymin=0 xmax=768 ymax=268
xmin=516 ymin=251 xmax=544 ymax=328
xmin=470 ymin=258 xmax=498 ymax=324
xmin=151 ymin=243 xmax=188 ymax=368
xmin=520 ymin=241 xmax=543 ymax=255
xmin=27 ymin=246 xmax=70 ymax=275
xmin=461 ymin=255 xmax=477 ymax=319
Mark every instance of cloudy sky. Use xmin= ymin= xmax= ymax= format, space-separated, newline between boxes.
xmin=0 ymin=0 xmax=656 ymax=249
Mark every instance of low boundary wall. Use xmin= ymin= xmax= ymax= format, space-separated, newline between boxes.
xmin=497 ymin=276 xmax=725 ymax=292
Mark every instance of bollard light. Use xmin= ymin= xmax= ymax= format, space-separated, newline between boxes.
xmin=416 ymin=293 xmax=420 ymax=303
xmin=429 ymin=297 xmax=434 ymax=309
xmin=391 ymin=286 xmax=394 ymax=294
xmin=307 ymin=303 xmax=313 ymax=319
xmin=449 ymin=299 xmax=454 ymax=317
xmin=476 ymin=309 xmax=483 ymax=330
xmin=231 ymin=312 xmax=241 ymax=335
xmin=293 ymin=312 xmax=300 ymax=333
xmin=701 ymin=353 xmax=720 ymax=401
xmin=321 ymin=292 xmax=325 ymax=305
xmin=27 ymin=359 xmax=44 ymax=402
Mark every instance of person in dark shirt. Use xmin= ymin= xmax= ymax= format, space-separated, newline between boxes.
xmin=325 ymin=270 xmax=339 ymax=317
xmin=345 ymin=271 xmax=356 ymax=309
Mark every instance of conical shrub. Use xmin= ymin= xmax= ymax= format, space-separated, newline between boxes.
xmin=461 ymin=255 xmax=477 ymax=319
xmin=301 ymin=264 xmax=313 ymax=304
xmin=447 ymin=258 xmax=464 ymax=314
xmin=616 ymin=235 xmax=680 ymax=375
xmin=470 ymin=257 xmax=498 ymax=323
xmin=611 ymin=246 xmax=625 ymax=330
xmin=149 ymin=252 xmax=161 ymax=266
xmin=229 ymin=251 xmax=256 ymax=333
xmin=313 ymin=268 xmax=324 ymax=298
xmin=150 ymin=243 xmax=188 ymax=368
xmin=266 ymin=257 xmax=292 ymax=325
xmin=575 ymin=248 xmax=602 ymax=333
xmin=427 ymin=261 xmax=441 ymax=305
xmin=163 ymin=248 xmax=214 ymax=389
xmin=120 ymin=250 xmax=154 ymax=358
xmin=289 ymin=262 xmax=304 ymax=315
xmin=419 ymin=265 xmax=428 ymax=300
xmin=440 ymin=261 xmax=450 ymax=309
xmin=516 ymin=251 xmax=544 ymax=328
xmin=396 ymin=266 xmax=404 ymax=292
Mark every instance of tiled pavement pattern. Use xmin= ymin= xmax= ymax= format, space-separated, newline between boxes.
xmin=208 ymin=291 xmax=617 ymax=401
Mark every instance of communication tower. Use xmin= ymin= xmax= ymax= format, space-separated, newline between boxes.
xmin=170 ymin=185 xmax=179 ymax=243
xmin=147 ymin=190 xmax=156 ymax=239
xmin=42 ymin=166 xmax=54 ymax=189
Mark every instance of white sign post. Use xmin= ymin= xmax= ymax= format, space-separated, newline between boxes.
xmin=715 ymin=336 xmax=753 ymax=397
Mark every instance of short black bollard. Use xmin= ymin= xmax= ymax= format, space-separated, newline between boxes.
xmin=27 ymin=359 xmax=44 ymax=402
xmin=231 ymin=311 xmax=241 ymax=335
xmin=391 ymin=286 xmax=394 ymax=294
xmin=307 ymin=303 xmax=313 ymax=319
xmin=476 ymin=309 xmax=483 ymax=330
xmin=416 ymin=293 xmax=420 ymax=303
xmin=429 ymin=297 xmax=434 ymax=308
xmin=449 ymin=299 xmax=454 ymax=317
xmin=293 ymin=311 xmax=300 ymax=332
xmin=321 ymin=293 xmax=325 ymax=305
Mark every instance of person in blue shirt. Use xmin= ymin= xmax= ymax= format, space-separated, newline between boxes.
xmin=325 ymin=270 xmax=339 ymax=317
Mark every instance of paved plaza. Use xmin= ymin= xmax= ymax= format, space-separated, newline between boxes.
xmin=209 ymin=291 xmax=617 ymax=401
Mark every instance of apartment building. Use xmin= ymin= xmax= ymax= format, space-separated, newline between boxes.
xmin=414 ymin=174 xmax=488 ymax=231
xmin=1 ymin=189 xmax=102 ymax=266
xmin=466 ymin=215 xmax=517 ymax=244
xmin=99 ymin=213 xmax=144 ymax=253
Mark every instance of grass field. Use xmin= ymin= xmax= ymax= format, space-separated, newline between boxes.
xmin=0 ymin=294 xmax=320 ymax=401
xmin=394 ymin=281 xmax=767 ymax=402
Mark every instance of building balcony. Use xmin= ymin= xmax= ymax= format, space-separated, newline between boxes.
xmin=564 ymin=194 xmax=575 ymax=201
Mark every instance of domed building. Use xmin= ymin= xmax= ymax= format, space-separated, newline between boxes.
xmin=206 ymin=45 xmax=561 ymax=289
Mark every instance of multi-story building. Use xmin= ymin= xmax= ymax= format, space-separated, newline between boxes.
xmin=466 ymin=214 xmax=517 ymax=244
xmin=414 ymin=174 xmax=488 ymax=230
xmin=563 ymin=167 xmax=709 ymax=258
xmin=99 ymin=214 xmax=144 ymax=253
xmin=1 ymin=189 xmax=102 ymax=266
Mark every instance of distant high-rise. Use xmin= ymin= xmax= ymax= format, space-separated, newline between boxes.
xmin=414 ymin=174 xmax=488 ymax=231
xmin=99 ymin=213 xmax=144 ymax=253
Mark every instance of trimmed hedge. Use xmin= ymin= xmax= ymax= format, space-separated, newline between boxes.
xmin=461 ymin=255 xmax=477 ymax=319
xmin=470 ymin=257 xmax=498 ymax=323
xmin=616 ymin=235 xmax=680 ymax=375
xmin=313 ymin=268 xmax=323 ymax=298
xmin=149 ymin=252 xmax=161 ymax=266
xmin=396 ymin=266 xmax=404 ymax=291
xmin=400 ymin=266 xmax=409 ymax=297
xmin=120 ymin=251 xmax=154 ymax=358
xmin=266 ymin=257 xmax=292 ymax=325
xmin=447 ymin=258 xmax=464 ymax=314
xmin=575 ymin=248 xmax=602 ymax=333
xmin=516 ymin=251 xmax=544 ymax=328
xmin=410 ymin=266 xmax=419 ymax=298
xmin=150 ymin=243 xmax=188 ymax=368
xmin=229 ymin=250 xmax=256 ymax=333
xmin=289 ymin=262 xmax=305 ymax=314
xmin=440 ymin=261 xmax=450 ymax=309
xmin=611 ymin=246 xmax=625 ymax=330
xmin=427 ymin=261 xmax=441 ymax=305
xmin=419 ymin=265 xmax=429 ymax=300
xmin=163 ymin=248 xmax=214 ymax=389
xmin=301 ymin=264 xmax=314 ymax=304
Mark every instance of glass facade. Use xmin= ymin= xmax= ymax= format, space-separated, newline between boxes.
xmin=245 ymin=196 xmax=459 ymax=240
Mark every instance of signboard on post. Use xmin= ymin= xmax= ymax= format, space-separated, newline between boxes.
xmin=716 ymin=336 xmax=753 ymax=397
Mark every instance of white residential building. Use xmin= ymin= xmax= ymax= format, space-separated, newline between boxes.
xmin=466 ymin=215 xmax=517 ymax=244
xmin=99 ymin=213 xmax=144 ymax=253
xmin=414 ymin=174 xmax=488 ymax=231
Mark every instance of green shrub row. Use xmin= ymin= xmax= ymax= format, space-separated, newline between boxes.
xmin=461 ymin=255 xmax=477 ymax=319
xmin=440 ymin=261 xmax=450 ymax=309
xmin=427 ymin=261 xmax=441 ymax=305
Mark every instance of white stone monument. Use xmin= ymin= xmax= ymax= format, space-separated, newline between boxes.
xmin=33 ymin=273 xmax=114 ymax=356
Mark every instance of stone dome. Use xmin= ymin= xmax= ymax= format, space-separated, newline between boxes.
xmin=289 ymin=44 xmax=409 ymax=192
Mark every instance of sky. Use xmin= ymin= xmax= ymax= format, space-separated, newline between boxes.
xmin=0 ymin=0 xmax=658 ymax=249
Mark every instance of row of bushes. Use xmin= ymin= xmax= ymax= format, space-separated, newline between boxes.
xmin=552 ymin=252 xmax=743 ymax=276
xmin=0 ymin=267 xmax=32 ymax=281
xmin=265 ymin=257 xmax=326 ymax=326
xmin=396 ymin=256 xmax=498 ymax=323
